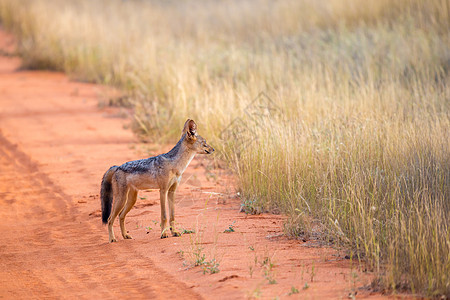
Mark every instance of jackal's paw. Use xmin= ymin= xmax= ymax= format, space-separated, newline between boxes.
xmin=109 ymin=238 xmax=117 ymax=243
xmin=123 ymin=234 xmax=133 ymax=240
xmin=171 ymin=230 xmax=181 ymax=237
xmin=160 ymin=232 xmax=170 ymax=239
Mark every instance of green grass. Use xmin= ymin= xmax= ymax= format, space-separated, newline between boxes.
xmin=0 ymin=0 xmax=448 ymax=296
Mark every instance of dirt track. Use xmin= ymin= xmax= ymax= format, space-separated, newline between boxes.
xmin=0 ymin=29 xmax=388 ymax=299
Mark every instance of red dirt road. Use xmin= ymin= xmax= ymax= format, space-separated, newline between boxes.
xmin=0 ymin=29 xmax=388 ymax=299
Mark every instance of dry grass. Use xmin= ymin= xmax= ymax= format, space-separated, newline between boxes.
xmin=1 ymin=0 xmax=448 ymax=296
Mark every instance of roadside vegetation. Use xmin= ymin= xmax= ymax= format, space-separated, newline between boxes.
xmin=1 ymin=0 xmax=448 ymax=296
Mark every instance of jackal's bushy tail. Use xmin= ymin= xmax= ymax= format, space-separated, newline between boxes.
xmin=100 ymin=166 xmax=118 ymax=224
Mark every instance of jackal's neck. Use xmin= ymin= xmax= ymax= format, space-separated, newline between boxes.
xmin=165 ymin=135 xmax=196 ymax=173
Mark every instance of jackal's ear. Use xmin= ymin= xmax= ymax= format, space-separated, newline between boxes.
xmin=182 ymin=119 xmax=191 ymax=137
xmin=182 ymin=119 xmax=197 ymax=138
xmin=187 ymin=119 xmax=197 ymax=137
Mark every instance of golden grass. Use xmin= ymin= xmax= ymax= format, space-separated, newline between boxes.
xmin=1 ymin=0 xmax=448 ymax=296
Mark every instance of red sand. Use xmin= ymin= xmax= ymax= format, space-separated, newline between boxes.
xmin=0 ymin=29 xmax=395 ymax=299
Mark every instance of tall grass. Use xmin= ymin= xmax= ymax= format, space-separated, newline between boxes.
xmin=1 ymin=0 xmax=448 ymax=296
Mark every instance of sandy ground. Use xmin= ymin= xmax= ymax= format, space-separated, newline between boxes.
xmin=0 ymin=29 xmax=392 ymax=299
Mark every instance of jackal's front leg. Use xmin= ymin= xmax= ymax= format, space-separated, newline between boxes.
xmin=168 ymin=183 xmax=180 ymax=237
xmin=160 ymin=189 xmax=170 ymax=238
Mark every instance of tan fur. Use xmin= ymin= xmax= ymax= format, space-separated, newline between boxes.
xmin=101 ymin=119 xmax=214 ymax=242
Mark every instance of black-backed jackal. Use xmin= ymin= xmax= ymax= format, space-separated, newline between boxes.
xmin=100 ymin=119 xmax=214 ymax=242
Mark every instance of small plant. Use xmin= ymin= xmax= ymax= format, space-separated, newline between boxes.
xmin=224 ymin=221 xmax=236 ymax=233
xmin=248 ymin=286 xmax=262 ymax=299
xmin=240 ymin=197 xmax=263 ymax=215
xmin=300 ymin=264 xmax=305 ymax=282
xmin=303 ymin=282 xmax=309 ymax=290
xmin=260 ymin=253 xmax=277 ymax=284
xmin=310 ymin=263 xmax=316 ymax=282
xmin=259 ymin=253 xmax=275 ymax=269
xmin=263 ymin=266 xmax=277 ymax=284
xmin=265 ymin=273 xmax=277 ymax=284
xmin=193 ymin=250 xmax=206 ymax=266
xmin=183 ymin=227 xmax=220 ymax=274
xmin=289 ymin=286 xmax=299 ymax=295
xmin=202 ymin=258 xmax=220 ymax=274
xmin=249 ymin=264 xmax=254 ymax=278
xmin=350 ymin=270 xmax=359 ymax=295
xmin=248 ymin=250 xmax=259 ymax=278
xmin=181 ymin=228 xmax=195 ymax=235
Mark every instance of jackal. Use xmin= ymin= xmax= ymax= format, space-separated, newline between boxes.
xmin=100 ymin=119 xmax=214 ymax=242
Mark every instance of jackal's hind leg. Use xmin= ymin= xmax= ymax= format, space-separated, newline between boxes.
xmin=108 ymin=177 xmax=127 ymax=243
xmin=119 ymin=188 xmax=137 ymax=240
